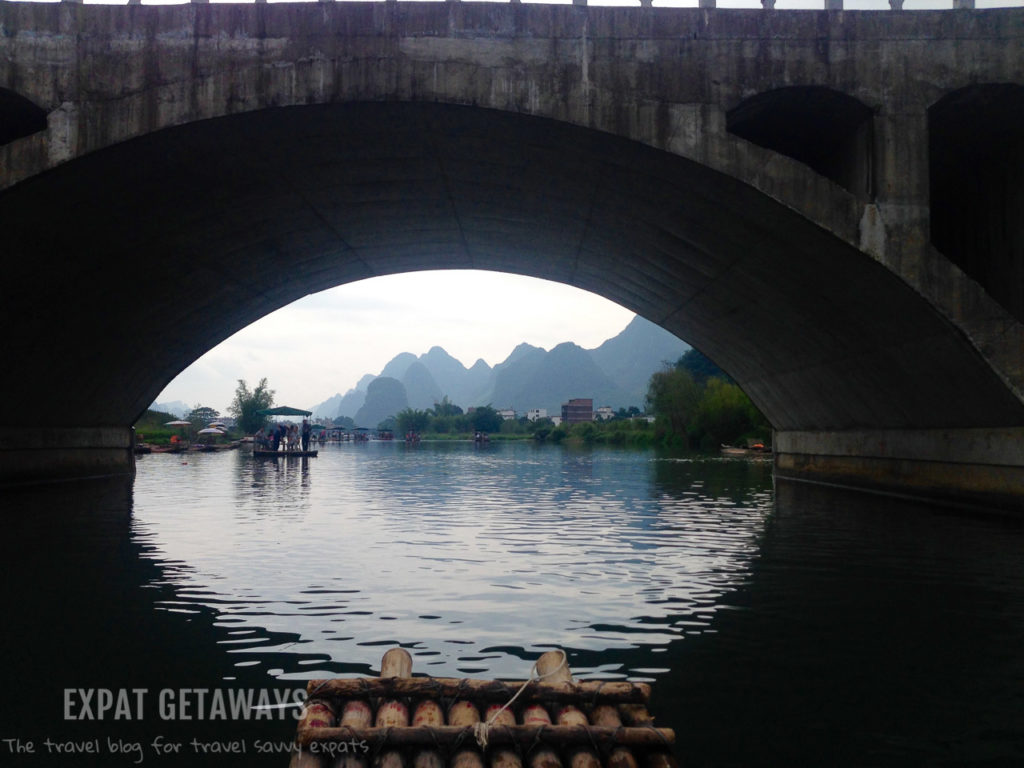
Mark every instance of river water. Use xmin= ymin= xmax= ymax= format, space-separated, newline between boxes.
xmin=2 ymin=440 xmax=1022 ymax=767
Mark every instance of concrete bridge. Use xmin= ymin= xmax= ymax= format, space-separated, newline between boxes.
xmin=1 ymin=2 xmax=1022 ymax=509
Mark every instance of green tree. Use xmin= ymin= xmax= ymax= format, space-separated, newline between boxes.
xmin=468 ymin=405 xmax=503 ymax=434
xmin=692 ymin=378 xmax=770 ymax=449
xmin=188 ymin=405 xmax=219 ymax=423
xmin=396 ymin=408 xmax=431 ymax=435
xmin=187 ymin=405 xmax=219 ymax=434
xmin=571 ymin=421 xmax=598 ymax=444
xmin=230 ymin=378 xmax=275 ymax=435
xmin=677 ymin=348 xmax=731 ymax=385
xmin=646 ymin=367 xmax=702 ymax=446
xmin=527 ymin=417 xmax=555 ymax=435
xmin=432 ymin=396 xmax=463 ymax=418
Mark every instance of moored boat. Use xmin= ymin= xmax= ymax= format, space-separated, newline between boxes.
xmin=720 ymin=443 xmax=771 ymax=457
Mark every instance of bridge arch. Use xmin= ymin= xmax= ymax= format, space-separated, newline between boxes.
xmin=726 ymin=86 xmax=874 ymax=199
xmin=4 ymin=100 xmax=1021 ymax=430
xmin=2 ymin=3 xmax=1023 ymax=507
xmin=929 ymin=83 xmax=1024 ymax=324
xmin=0 ymin=88 xmax=47 ymax=146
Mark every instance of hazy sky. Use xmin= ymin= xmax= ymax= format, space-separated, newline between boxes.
xmin=155 ymin=271 xmax=639 ymax=413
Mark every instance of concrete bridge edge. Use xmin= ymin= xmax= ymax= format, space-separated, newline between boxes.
xmin=0 ymin=428 xmax=136 ymax=489
xmin=774 ymin=428 xmax=1024 ymax=514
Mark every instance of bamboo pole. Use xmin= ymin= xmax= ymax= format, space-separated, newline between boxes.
xmin=341 ymin=700 xmax=374 ymax=728
xmin=566 ymin=752 xmax=601 ymax=768
xmin=535 ymin=652 xmax=597 ymax=768
xmin=522 ymin=704 xmax=552 ymax=726
xmin=305 ymin=678 xmax=650 ymax=705
xmin=302 ymin=700 xmax=339 ymax=729
xmin=374 ymin=750 xmax=405 ymax=768
xmin=447 ymin=700 xmax=481 ymax=727
xmin=448 ymin=684 xmax=484 ymax=768
xmin=375 ymin=649 xmax=414 ymax=768
xmin=485 ymin=701 xmax=522 ymax=768
xmin=589 ymin=706 xmax=637 ymax=768
xmin=615 ymin=706 xmax=676 ymax=768
xmin=521 ymin=702 xmax=559 ymax=768
xmin=452 ymin=749 xmax=485 ymax=768
xmin=411 ymin=699 xmax=445 ymax=768
xmin=490 ymin=749 xmax=524 ymax=768
xmin=527 ymin=750 xmax=561 ymax=768
xmin=616 ymin=706 xmax=652 ymax=727
xmin=290 ymin=697 xmax=338 ymax=767
xmin=484 ymin=704 xmax=517 ymax=727
xmin=381 ymin=648 xmax=414 ymax=678
xmin=413 ymin=700 xmax=445 ymax=727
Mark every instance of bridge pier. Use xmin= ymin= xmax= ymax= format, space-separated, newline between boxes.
xmin=0 ymin=428 xmax=136 ymax=489
xmin=774 ymin=428 xmax=1024 ymax=512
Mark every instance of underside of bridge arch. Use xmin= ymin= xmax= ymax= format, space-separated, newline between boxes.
xmin=0 ymin=88 xmax=47 ymax=147
xmin=3 ymin=102 xmax=1023 ymax=505
xmin=726 ymin=86 xmax=874 ymax=199
xmin=929 ymin=84 xmax=1024 ymax=325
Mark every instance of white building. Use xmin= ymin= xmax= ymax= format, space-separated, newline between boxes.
xmin=595 ymin=406 xmax=615 ymax=421
xmin=527 ymin=408 xmax=548 ymax=421
xmin=498 ymin=408 xmax=517 ymax=421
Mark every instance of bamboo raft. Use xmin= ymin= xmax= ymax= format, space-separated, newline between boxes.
xmin=289 ymin=649 xmax=677 ymax=768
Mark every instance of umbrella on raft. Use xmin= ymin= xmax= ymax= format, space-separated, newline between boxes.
xmin=196 ymin=427 xmax=226 ymax=447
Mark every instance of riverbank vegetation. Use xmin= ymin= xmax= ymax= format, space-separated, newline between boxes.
xmin=136 ymin=353 xmax=767 ymax=452
xmin=134 ymin=405 xmax=234 ymax=444
xmin=532 ymin=351 xmax=769 ymax=450
xmin=387 ymin=350 xmax=767 ymax=451
xmin=644 ymin=350 xmax=770 ymax=451
xmin=229 ymin=378 xmax=275 ymax=435
xmin=133 ymin=409 xmax=183 ymax=445
xmin=393 ymin=399 xmax=504 ymax=437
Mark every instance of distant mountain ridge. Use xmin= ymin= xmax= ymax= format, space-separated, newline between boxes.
xmin=310 ymin=316 xmax=689 ymax=424
xmin=151 ymin=400 xmax=190 ymax=418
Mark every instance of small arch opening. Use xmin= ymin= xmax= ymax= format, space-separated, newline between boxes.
xmin=727 ymin=86 xmax=874 ymax=198
xmin=929 ymin=84 xmax=1024 ymax=323
xmin=0 ymin=88 xmax=48 ymax=146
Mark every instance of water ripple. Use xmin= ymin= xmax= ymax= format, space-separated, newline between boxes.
xmin=132 ymin=441 xmax=773 ymax=680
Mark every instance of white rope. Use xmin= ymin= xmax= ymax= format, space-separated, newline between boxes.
xmin=473 ymin=650 xmax=569 ymax=750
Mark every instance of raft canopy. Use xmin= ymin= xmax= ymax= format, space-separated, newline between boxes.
xmin=257 ymin=406 xmax=312 ymax=417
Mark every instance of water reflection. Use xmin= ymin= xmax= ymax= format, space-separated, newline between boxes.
xmin=0 ymin=477 xmax=301 ymax=767
xmin=130 ymin=443 xmax=774 ymax=682
xmin=3 ymin=446 xmax=1022 ymax=767
xmin=664 ymin=479 xmax=1024 ymax=767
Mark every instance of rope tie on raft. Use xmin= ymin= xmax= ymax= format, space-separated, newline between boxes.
xmin=472 ymin=649 xmax=569 ymax=750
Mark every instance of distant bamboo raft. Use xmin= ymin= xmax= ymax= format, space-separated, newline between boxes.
xmin=288 ymin=649 xmax=677 ymax=768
